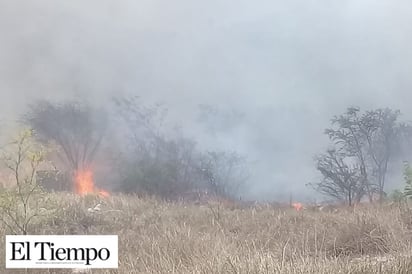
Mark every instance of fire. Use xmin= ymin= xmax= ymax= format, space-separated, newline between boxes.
xmin=98 ymin=190 xmax=110 ymax=198
xmin=74 ymin=169 xmax=94 ymax=195
xmin=292 ymin=202 xmax=303 ymax=211
xmin=74 ymin=169 xmax=110 ymax=198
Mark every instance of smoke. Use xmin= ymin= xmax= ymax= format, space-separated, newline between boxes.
xmin=1 ymin=0 xmax=412 ymax=201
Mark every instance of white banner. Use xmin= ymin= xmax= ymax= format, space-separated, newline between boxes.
xmin=5 ymin=235 xmax=118 ymax=269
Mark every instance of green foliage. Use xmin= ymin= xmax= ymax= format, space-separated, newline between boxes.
xmin=389 ymin=189 xmax=406 ymax=203
xmin=0 ymin=129 xmax=53 ymax=234
xmin=403 ymin=162 xmax=412 ymax=199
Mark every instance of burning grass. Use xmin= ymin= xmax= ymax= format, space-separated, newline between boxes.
xmin=1 ymin=194 xmax=412 ymax=273
xmin=74 ymin=169 xmax=110 ymax=198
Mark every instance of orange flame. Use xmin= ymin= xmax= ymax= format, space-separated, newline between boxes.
xmin=292 ymin=202 xmax=303 ymax=211
xmin=74 ymin=169 xmax=110 ymax=197
xmin=98 ymin=190 xmax=110 ymax=198
xmin=74 ymin=169 xmax=94 ymax=195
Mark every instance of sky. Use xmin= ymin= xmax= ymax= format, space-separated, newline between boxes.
xmin=1 ymin=1 xmax=412 ymax=201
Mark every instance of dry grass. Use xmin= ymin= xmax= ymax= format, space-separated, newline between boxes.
xmin=2 ymin=193 xmax=412 ymax=273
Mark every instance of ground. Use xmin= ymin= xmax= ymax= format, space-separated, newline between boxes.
xmin=1 ymin=193 xmax=412 ymax=273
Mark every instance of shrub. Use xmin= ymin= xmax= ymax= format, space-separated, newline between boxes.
xmin=0 ymin=129 xmax=52 ymax=235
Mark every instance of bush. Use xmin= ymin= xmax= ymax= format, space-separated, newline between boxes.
xmin=0 ymin=129 xmax=53 ymax=235
xmin=389 ymin=189 xmax=406 ymax=203
xmin=404 ymin=162 xmax=412 ymax=199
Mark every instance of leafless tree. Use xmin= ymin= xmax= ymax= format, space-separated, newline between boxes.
xmin=23 ymin=100 xmax=107 ymax=173
xmin=112 ymin=96 xmax=199 ymax=198
xmin=314 ymin=149 xmax=364 ymax=206
xmin=199 ymin=151 xmax=249 ymax=199
xmin=112 ymin=96 xmax=249 ymax=200
xmin=360 ymin=108 xmax=409 ymax=201
xmin=318 ymin=107 xmax=411 ymax=203
xmin=324 ymin=107 xmax=373 ymax=201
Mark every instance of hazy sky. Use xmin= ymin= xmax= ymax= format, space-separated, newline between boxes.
xmin=1 ymin=1 xmax=412 ymax=200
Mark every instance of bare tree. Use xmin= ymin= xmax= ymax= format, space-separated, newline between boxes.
xmin=199 ymin=151 xmax=249 ymax=199
xmin=325 ymin=107 xmax=373 ymax=201
xmin=23 ymin=100 xmax=107 ymax=173
xmin=112 ymin=96 xmax=249 ymax=200
xmin=112 ymin=96 xmax=200 ymax=198
xmin=314 ymin=149 xmax=364 ymax=206
xmin=361 ymin=108 xmax=409 ymax=201
xmin=318 ymin=107 xmax=411 ymax=203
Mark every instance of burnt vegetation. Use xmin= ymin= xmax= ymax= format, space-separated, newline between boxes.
xmin=3 ymin=99 xmax=412 ymax=273
xmin=8 ymin=99 xmax=412 ymax=206
xmin=111 ymin=96 xmax=249 ymax=200
xmin=14 ymin=96 xmax=249 ymax=201
xmin=0 ymin=100 xmax=412 ymax=273
xmin=24 ymin=100 xmax=107 ymax=173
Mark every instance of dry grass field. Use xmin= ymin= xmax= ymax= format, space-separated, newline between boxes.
xmin=2 ymin=193 xmax=412 ymax=274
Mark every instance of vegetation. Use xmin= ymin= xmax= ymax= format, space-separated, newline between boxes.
xmin=23 ymin=99 xmax=107 ymax=173
xmin=18 ymin=99 xmax=412 ymax=205
xmin=0 ymin=130 xmax=52 ymax=235
xmin=1 ymin=193 xmax=412 ymax=273
xmin=389 ymin=189 xmax=406 ymax=203
xmin=111 ymin=96 xmax=249 ymax=200
xmin=312 ymin=107 xmax=412 ymax=204
xmin=2 ymin=100 xmax=412 ymax=273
